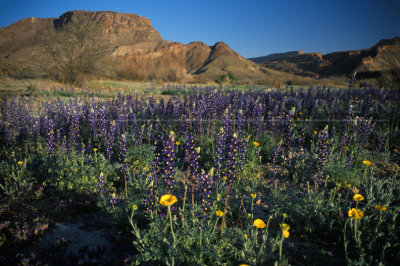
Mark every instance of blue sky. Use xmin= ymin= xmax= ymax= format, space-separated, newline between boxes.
xmin=0 ymin=0 xmax=399 ymax=58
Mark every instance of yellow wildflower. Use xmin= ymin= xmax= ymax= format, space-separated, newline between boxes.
xmin=282 ymin=223 xmax=290 ymax=231
xmin=375 ymin=205 xmax=387 ymax=211
xmin=314 ymin=130 xmax=318 ymax=135
xmin=353 ymin=194 xmax=364 ymax=202
xmin=244 ymin=234 xmax=248 ymax=239
xmin=283 ymin=213 xmax=288 ymax=218
xmin=175 ymin=141 xmax=180 ymax=146
xmin=348 ymin=208 xmax=364 ymax=219
xmin=216 ymin=210 xmax=223 ymax=217
xmin=253 ymin=141 xmax=260 ymax=147
xmin=17 ymin=161 xmax=23 ymax=165
xmin=159 ymin=194 xmax=178 ymax=206
xmin=253 ymin=219 xmax=266 ymax=229
xmin=363 ymin=160 xmax=372 ymax=166
xmin=250 ymin=193 xmax=257 ymax=198
xmin=93 ymin=148 xmax=98 ymax=152
xmin=132 ymin=204 xmax=138 ymax=210
xmin=282 ymin=229 xmax=290 ymax=238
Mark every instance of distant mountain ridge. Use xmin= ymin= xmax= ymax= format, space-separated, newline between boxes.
xmin=248 ymin=51 xmax=304 ymax=64
xmin=248 ymin=37 xmax=400 ymax=80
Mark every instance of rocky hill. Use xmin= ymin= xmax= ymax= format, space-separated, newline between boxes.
xmin=248 ymin=51 xmax=304 ymax=64
xmin=0 ymin=10 xmax=275 ymax=83
xmin=249 ymin=37 xmax=400 ymax=81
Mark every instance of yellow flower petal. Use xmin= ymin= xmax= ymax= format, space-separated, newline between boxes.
xmin=17 ymin=161 xmax=23 ymax=165
xmin=282 ymin=223 xmax=290 ymax=231
xmin=282 ymin=229 xmax=290 ymax=238
xmin=375 ymin=205 xmax=387 ymax=211
xmin=363 ymin=160 xmax=371 ymax=166
xmin=348 ymin=208 xmax=364 ymax=219
xmin=353 ymin=194 xmax=364 ymax=202
xmin=253 ymin=219 xmax=266 ymax=229
xmin=216 ymin=210 xmax=223 ymax=217
xmin=159 ymin=194 xmax=178 ymax=206
xmin=250 ymin=193 xmax=257 ymax=198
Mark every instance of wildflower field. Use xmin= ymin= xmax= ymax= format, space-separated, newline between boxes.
xmin=0 ymin=85 xmax=399 ymax=265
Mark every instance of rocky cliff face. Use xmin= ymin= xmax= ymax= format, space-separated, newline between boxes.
xmin=52 ymin=10 xmax=164 ymax=46
xmin=252 ymin=37 xmax=400 ymax=79
xmin=0 ymin=10 xmax=271 ymax=83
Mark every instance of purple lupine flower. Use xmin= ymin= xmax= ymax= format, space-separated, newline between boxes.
xmin=106 ymin=121 xmax=116 ymax=159
xmin=199 ymin=172 xmax=214 ymax=212
xmin=236 ymin=109 xmax=245 ymax=136
xmin=298 ymin=127 xmax=306 ymax=150
xmin=97 ymin=105 xmax=107 ymax=140
xmin=137 ymin=124 xmax=145 ymax=145
xmin=146 ymin=135 xmax=164 ymax=211
xmin=110 ymin=193 xmax=117 ymax=205
xmin=221 ymin=107 xmax=233 ymax=136
xmin=166 ymin=98 xmax=175 ymax=119
xmin=118 ymin=107 xmax=129 ymax=135
xmin=88 ymin=107 xmax=97 ymax=136
xmin=178 ymin=114 xmax=189 ymax=135
xmin=239 ymin=136 xmax=249 ymax=172
xmin=355 ymin=116 xmax=374 ymax=148
xmin=253 ymin=101 xmax=265 ymax=139
xmin=184 ymin=135 xmax=201 ymax=204
xmin=46 ymin=118 xmax=56 ymax=159
xmin=214 ymin=127 xmax=226 ymax=181
xmin=314 ymin=125 xmax=331 ymax=184
xmin=282 ymin=107 xmax=296 ymax=151
xmin=225 ymin=133 xmax=241 ymax=185
xmin=97 ymin=172 xmax=105 ymax=194
xmin=31 ymin=118 xmax=41 ymax=141
xmin=68 ymin=111 xmax=80 ymax=151
xmin=119 ymin=134 xmax=128 ymax=175
xmin=162 ymin=131 xmax=176 ymax=193
xmin=345 ymin=153 xmax=354 ymax=169
xmin=146 ymin=123 xmax=153 ymax=144
xmin=376 ymin=131 xmax=387 ymax=153
xmin=185 ymin=135 xmax=200 ymax=172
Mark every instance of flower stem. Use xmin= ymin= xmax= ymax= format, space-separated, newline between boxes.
xmin=168 ymin=205 xmax=176 ymax=242
xmin=181 ymin=183 xmax=187 ymax=228
xmin=221 ymin=183 xmax=232 ymax=236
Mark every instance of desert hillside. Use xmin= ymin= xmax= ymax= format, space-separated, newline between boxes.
xmin=0 ymin=10 xmax=278 ymax=83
